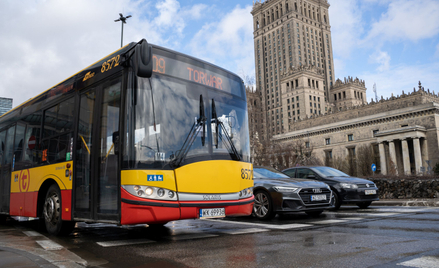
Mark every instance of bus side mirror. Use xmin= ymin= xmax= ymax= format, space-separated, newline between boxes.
xmin=112 ymin=131 xmax=120 ymax=155
xmin=133 ymin=39 xmax=153 ymax=78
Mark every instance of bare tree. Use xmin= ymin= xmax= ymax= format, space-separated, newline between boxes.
xmin=356 ymin=144 xmax=375 ymax=177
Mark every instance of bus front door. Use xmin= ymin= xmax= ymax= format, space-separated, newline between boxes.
xmin=74 ymin=76 xmax=122 ymax=222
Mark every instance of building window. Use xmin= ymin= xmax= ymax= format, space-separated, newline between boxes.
xmin=348 ymin=134 xmax=353 ymax=141
xmin=305 ymin=142 xmax=310 ymax=148
xmin=325 ymin=138 xmax=331 ymax=145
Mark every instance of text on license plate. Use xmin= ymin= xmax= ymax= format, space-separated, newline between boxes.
xmin=199 ymin=208 xmax=225 ymax=219
xmin=311 ymin=195 xmax=327 ymax=201
xmin=365 ymin=190 xmax=376 ymax=195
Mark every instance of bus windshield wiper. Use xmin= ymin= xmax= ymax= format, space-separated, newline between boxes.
xmin=171 ymin=95 xmax=206 ymax=167
xmin=212 ymin=99 xmax=241 ymax=161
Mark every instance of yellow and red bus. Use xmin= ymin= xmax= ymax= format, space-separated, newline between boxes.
xmin=0 ymin=39 xmax=254 ymax=235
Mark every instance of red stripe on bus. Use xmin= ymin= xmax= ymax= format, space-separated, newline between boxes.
xmin=10 ymin=192 xmax=38 ymax=217
xmin=61 ymin=190 xmax=72 ymax=221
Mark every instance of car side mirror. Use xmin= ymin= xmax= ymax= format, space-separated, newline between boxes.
xmin=307 ymin=174 xmax=316 ymax=179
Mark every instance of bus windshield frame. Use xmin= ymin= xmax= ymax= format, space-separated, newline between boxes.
xmin=123 ymin=46 xmax=250 ymax=170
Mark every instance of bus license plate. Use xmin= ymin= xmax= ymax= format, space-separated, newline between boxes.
xmin=199 ymin=208 xmax=225 ymax=219
xmin=365 ymin=190 xmax=376 ymax=195
xmin=311 ymin=195 xmax=326 ymax=201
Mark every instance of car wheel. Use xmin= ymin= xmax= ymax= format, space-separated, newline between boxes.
xmin=43 ymin=184 xmax=76 ymax=236
xmin=330 ymin=190 xmax=341 ymax=210
xmin=253 ymin=190 xmax=276 ymax=220
xmin=305 ymin=210 xmax=323 ymax=217
xmin=357 ymin=201 xmax=372 ymax=209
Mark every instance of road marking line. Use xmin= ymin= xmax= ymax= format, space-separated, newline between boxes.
xmin=220 ymin=228 xmax=269 ymax=235
xmin=311 ymin=219 xmax=348 ymax=224
xmin=204 ymin=219 xmax=312 ymax=229
xmin=397 ymin=256 xmax=439 ymax=268
xmin=327 ymin=212 xmax=401 ymax=217
xmin=23 ymin=231 xmax=43 ymax=237
xmin=164 ymin=233 xmax=219 ymax=241
xmin=36 ymin=240 xmax=63 ymax=250
xmin=97 ymin=239 xmax=156 ymax=247
xmin=338 ymin=217 xmax=364 ymax=221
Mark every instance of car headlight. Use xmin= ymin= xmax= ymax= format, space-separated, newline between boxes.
xmin=273 ymin=186 xmax=299 ymax=193
xmin=340 ymin=183 xmax=358 ymax=189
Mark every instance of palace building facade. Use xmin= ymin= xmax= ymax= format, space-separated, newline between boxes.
xmin=248 ymin=0 xmax=438 ymax=175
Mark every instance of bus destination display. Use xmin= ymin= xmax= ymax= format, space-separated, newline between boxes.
xmin=152 ymin=54 xmax=243 ymax=98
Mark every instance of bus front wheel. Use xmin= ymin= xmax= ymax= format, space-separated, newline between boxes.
xmin=43 ymin=184 xmax=75 ymax=236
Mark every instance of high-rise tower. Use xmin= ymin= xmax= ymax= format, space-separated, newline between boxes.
xmin=251 ymin=0 xmax=335 ymax=140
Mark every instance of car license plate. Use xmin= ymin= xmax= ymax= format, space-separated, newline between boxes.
xmin=365 ymin=190 xmax=376 ymax=195
xmin=311 ymin=195 xmax=326 ymax=201
xmin=199 ymin=208 xmax=225 ymax=219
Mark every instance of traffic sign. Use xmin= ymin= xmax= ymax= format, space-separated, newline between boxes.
xmin=371 ymin=163 xmax=377 ymax=172
xmin=28 ymin=135 xmax=36 ymax=150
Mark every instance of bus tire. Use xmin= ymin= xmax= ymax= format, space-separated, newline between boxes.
xmin=43 ymin=184 xmax=75 ymax=236
xmin=0 ymin=214 xmax=7 ymax=224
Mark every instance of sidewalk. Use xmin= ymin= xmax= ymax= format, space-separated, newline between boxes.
xmin=0 ymin=246 xmax=57 ymax=268
xmin=373 ymin=198 xmax=439 ymax=207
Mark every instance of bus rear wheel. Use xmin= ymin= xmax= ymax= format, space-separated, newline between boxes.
xmin=0 ymin=214 xmax=7 ymax=224
xmin=43 ymin=184 xmax=75 ymax=236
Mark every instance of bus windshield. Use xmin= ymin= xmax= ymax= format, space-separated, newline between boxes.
xmin=123 ymin=74 xmax=250 ymax=169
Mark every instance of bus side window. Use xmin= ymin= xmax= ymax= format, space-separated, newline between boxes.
xmin=13 ymin=125 xmax=26 ymax=170
xmin=41 ymin=97 xmax=75 ymax=164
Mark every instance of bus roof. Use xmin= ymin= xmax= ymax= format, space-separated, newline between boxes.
xmin=1 ymin=40 xmax=244 ymax=121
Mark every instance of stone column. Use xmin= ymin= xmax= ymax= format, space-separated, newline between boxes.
xmin=388 ymin=140 xmax=398 ymax=175
xmin=421 ymin=138 xmax=429 ymax=169
xmin=401 ymin=139 xmax=411 ymax=175
xmin=378 ymin=142 xmax=387 ymax=175
xmin=413 ymin=137 xmax=422 ymax=174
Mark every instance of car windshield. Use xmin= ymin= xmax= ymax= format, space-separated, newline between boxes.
xmin=313 ymin=166 xmax=350 ymax=177
xmin=253 ymin=167 xmax=289 ymax=179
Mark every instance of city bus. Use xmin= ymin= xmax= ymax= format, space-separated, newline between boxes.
xmin=0 ymin=39 xmax=254 ymax=235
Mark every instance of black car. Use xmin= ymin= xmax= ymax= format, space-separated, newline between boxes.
xmin=282 ymin=166 xmax=379 ymax=209
xmin=252 ymin=166 xmax=334 ymax=220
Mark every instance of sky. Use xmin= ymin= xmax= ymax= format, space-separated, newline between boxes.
xmin=0 ymin=0 xmax=438 ymax=108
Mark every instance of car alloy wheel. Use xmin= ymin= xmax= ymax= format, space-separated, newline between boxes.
xmin=253 ymin=190 xmax=275 ymax=220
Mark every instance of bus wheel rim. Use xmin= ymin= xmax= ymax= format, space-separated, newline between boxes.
xmin=44 ymin=192 xmax=60 ymax=225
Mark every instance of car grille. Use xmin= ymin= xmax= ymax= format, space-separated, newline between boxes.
xmin=299 ymin=188 xmax=332 ymax=205
xmin=357 ymin=183 xmax=376 ymax=188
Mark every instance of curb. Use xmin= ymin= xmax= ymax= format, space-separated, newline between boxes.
xmin=373 ymin=199 xmax=439 ymax=207
xmin=0 ymin=246 xmax=57 ymax=268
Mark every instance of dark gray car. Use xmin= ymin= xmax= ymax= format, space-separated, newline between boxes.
xmin=282 ymin=166 xmax=379 ymax=210
xmin=252 ymin=167 xmax=334 ymax=220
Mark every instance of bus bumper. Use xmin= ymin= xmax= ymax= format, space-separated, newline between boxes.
xmin=121 ymin=189 xmax=254 ymax=225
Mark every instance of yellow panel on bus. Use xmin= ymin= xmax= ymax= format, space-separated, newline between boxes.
xmin=121 ymin=170 xmax=177 ymax=191
xmin=10 ymin=161 xmax=73 ymax=193
xmin=174 ymin=160 xmax=253 ymax=193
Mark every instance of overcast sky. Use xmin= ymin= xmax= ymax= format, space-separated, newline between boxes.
xmin=1 ymin=0 xmax=438 ymax=108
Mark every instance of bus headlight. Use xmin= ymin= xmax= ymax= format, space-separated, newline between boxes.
xmin=239 ymin=187 xmax=253 ymax=199
xmin=145 ymin=187 xmax=153 ymax=196
xmin=123 ymin=185 xmax=178 ymax=201
xmin=157 ymin=188 xmax=165 ymax=197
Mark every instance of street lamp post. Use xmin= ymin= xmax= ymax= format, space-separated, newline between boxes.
xmin=115 ymin=13 xmax=132 ymax=48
